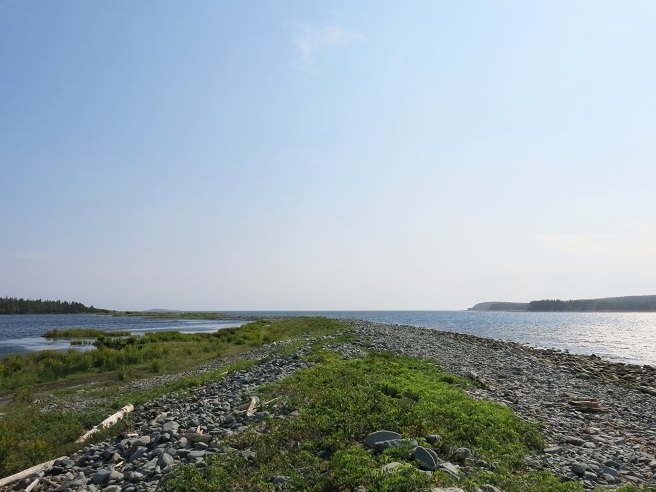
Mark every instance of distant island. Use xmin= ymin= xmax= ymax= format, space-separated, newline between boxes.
xmin=469 ymin=295 xmax=656 ymax=312
xmin=0 ymin=296 xmax=109 ymax=315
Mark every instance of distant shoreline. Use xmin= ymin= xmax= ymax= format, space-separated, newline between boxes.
xmin=469 ymin=294 xmax=656 ymax=312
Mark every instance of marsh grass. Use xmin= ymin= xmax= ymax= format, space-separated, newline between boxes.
xmin=0 ymin=318 xmax=348 ymax=391
xmin=0 ymin=317 xmax=349 ymax=477
xmin=43 ymin=328 xmax=131 ymax=338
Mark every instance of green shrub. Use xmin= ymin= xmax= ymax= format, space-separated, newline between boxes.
xmin=24 ymin=439 xmax=50 ymax=465
xmin=161 ymin=351 xmax=551 ymax=491
xmin=150 ymin=358 xmax=162 ymax=373
xmin=0 ymin=424 xmax=15 ymax=475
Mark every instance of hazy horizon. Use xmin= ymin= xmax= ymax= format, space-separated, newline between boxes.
xmin=2 ymin=2 xmax=655 ymax=311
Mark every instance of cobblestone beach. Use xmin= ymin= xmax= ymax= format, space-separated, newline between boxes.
xmin=4 ymin=320 xmax=656 ymax=491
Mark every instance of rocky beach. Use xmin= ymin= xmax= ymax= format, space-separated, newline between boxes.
xmin=3 ymin=320 xmax=656 ymax=491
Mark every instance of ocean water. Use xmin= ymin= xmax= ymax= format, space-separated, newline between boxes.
xmin=0 ymin=311 xmax=654 ymax=366
xmin=223 ymin=310 xmax=656 ymax=366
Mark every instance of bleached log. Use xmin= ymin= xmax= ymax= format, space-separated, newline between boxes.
xmin=262 ymin=396 xmax=283 ymax=406
xmin=246 ymin=396 xmax=258 ymax=417
xmin=24 ymin=478 xmax=40 ymax=492
xmin=75 ymin=404 xmax=134 ymax=443
xmin=0 ymin=456 xmax=64 ymax=488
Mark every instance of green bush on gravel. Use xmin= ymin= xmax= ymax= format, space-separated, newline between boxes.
xmin=0 ymin=317 xmax=349 ymax=389
xmin=0 ymin=317 xmax=350 ymax=477
xmin=162 ymin=351 xmax=586 ymax=492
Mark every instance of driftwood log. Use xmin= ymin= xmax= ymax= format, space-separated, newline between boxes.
xmin=75 ymin=404 xmax=134 ymax=443
xmin=0 ymin=457 xmax=65 ymax=488
xmin=245 ymin=396 xmax=258 ymax=417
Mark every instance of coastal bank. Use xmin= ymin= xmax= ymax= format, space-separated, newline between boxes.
xmin=1 ymin=319 xmax=655 ymax=491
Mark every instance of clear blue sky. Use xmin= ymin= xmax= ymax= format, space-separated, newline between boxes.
xmin=2 ymin=1 xmax=655 ymax=310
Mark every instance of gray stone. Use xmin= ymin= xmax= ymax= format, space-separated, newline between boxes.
xmin=426 ymin=434 xmax=442 ymax=445
xmin=582 ymin=471 xmax=597 ymax=480
xmin=187 ymin=433 xmax=212 ymax=444
xmin=565 ymin=436 xmax=586 ymax=446
xmin=363 ymin=430 xmax=402 ymax=447
xmin=372 ymin=438 xmax=417 ymax=450
xmin=157 ymin=452 xmax=175 ymax=470
xmin=478 ymin=485 xmax=502 ymax=492
xmin=381 ymin=462 xmax=404 ymax=473
xmin=131 ymin=436 xmax=151 ymax=449
xmin=144 ymin=456 xmax=159 ymax=470
xmin=91 ymin=469 xmax=111 ymax=485
xmin=176 ymin=448 xmax=191 ymax=458
xmin=126 ymin=471 xmax=145 ymax=482
xmin=162 ymin=421 xmax=180 ymax=433
xmin=453 ymin=447 xmax=472 ymax=461
xmin=439 ymin=462 xmax=460 ymax=478
xmin=108 ymin=470 xmax=124 ymax=481
xmin=570 ymin=463 xmax=587 ymax=475
xmin=128 ymin=447 xmax=148 ymax=463
xmin=66 ymin=476 xmax=89 ymax=487
xmin=413 ymin=446 xmax=439 ymax=470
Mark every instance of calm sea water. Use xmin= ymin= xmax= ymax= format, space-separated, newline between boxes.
xmin=0 ymin=311 xmax=654 ymax=366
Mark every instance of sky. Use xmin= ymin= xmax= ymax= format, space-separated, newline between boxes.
xmin=1 ymin=1 xmax=655 ymax=311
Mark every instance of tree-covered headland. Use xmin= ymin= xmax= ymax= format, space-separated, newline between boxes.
xmin=0 ymin=297 xmax=107 ymax=315
xmin=475 ymin=295 xmax=656 ymax=312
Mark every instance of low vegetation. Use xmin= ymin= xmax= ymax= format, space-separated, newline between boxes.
xmin=0 ymin=319 xmax=343 ymax=391
xmin=162 ymin=351 xmax=577 ymax=492
xmin=43 ymin=328 xmax=131 ymax=338
xmin=1 ymin=316 xmax=650 ymax=491
xmin=0 ymin=318 xmax=348 ymax=475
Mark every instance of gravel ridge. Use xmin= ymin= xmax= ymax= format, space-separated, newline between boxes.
xmin=350 ymin=320 xmax=656 ymax=489
xmin=5 ymin=321 xmax=656 ymax=491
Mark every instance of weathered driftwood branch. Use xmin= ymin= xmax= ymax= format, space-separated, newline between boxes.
xmin=262 ymin=396 xmax=283 ymax=406
xmin=75 ymin=404 xmax=134 ymax=443
xmin=24 ymin=478 xmax=40 ymax=492
xmin=246 ymin=396 xmax=258 ymax=417
xmin=568 ymin=399 xmax=607 ymax=413
xmin=0 ymin=456 xmax=65 ymax=488
xmin=465 ymin=371 xmax=495 ymax=390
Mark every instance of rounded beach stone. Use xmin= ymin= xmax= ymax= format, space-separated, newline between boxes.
xmin=363 ymin=430 xmax=402 ymax=447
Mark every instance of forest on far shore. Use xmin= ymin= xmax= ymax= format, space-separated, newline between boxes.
xmin=0 ymin=297 xmax=107 ymax=314
xmin=481 ymin=295 xmax=656 ymax=312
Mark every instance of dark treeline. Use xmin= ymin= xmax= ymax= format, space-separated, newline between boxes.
xmin=488 ymin=302 xmax=530 ymax=311
xmin=528 ymin=297 xmax=656 ymax=312
xmin=0 ymin=297 xmax=105 ymax=314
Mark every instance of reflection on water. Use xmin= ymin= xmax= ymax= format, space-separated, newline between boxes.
xmin=221 ymin=310 xmax=656 ymax=366
xmin=0 ymin=315 xmax=246 ymax=358
xmin=0 ymin=337 xmax=97 ymax=356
